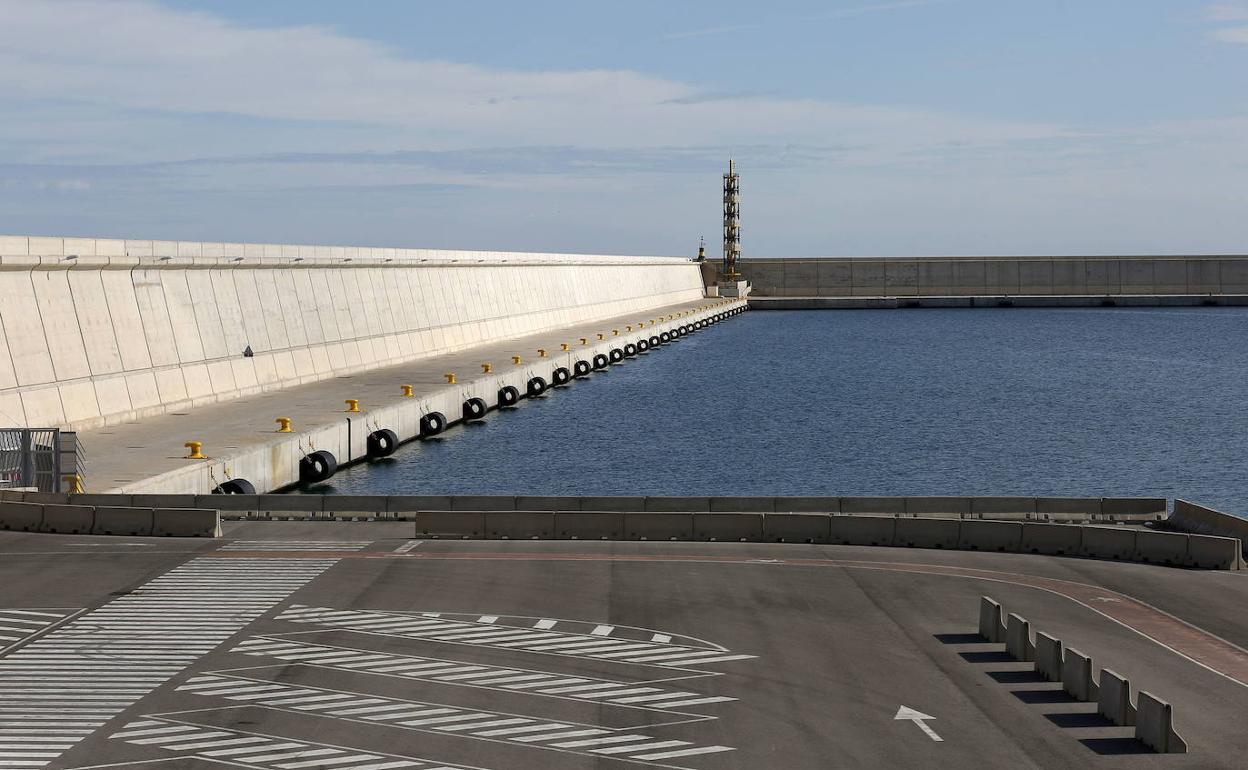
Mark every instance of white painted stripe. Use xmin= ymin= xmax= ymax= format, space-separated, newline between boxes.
xmin=591 ymin=625 xmax=614 ymax=636
xmin=533 ymin=619 xmax=557 ymax=630
xmin=553 ymin=734 xmax=654 ymax=748
xmin=592 ymin=740 xmax=689 ymax=755
xmin=476 ymin=615 xmax=498 ymax=624
xmin=632 ymin=745 xmax=735 ymax=759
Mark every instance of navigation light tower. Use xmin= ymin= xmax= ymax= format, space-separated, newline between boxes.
xmin=722 ymin=159 xmax=741 ymax=281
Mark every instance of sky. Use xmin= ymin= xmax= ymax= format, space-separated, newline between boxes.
xmin=0 ymin=0 xmax=1246 ymax=256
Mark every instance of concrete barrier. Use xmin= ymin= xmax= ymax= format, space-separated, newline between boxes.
xmin=517 ymin=496 xmax=578 ymax=511
xmin=454 ymin=496 xmax=517 ymax=512
xmin=555 ymin=512 xmax=623 ymax=540
xmin=1170 ymin=500 xmax=1248 ymax=551
xmin=1135 ymin=691 xmax=1187 ymax=753
xmin=129 ymin=494 xmax=199 ymax=509
xmin=709 ymin=497 xmax=776 ymax=513
xmin=0 ymin=501 xmax=43 ymax=531
xmin=978 ymin=596 xmax=1005 ymax=643
xmin=390 ymin=496 xmax=455 ymax=514
xmin=1062 ymin=647 xmax=1099 ymax=702
xmin=92 ymin=506 xmax=154 ymax=536
xmin=1079 ymin=526 xmax=1137 ymax=561
xmin=413 ymin=511 xmax=483 ymax=538
xmin=904 ymin=497 xmax=972 ymax=517
xmin=958 ymin=520 xmax=1023 ymax=551
xmin=645 ymin=497 xmax=711 ymax=512
xmin=153 ymin=508 xmax=221 ymax=537
xmin=1133 ymin=530 xmax=1189 ymax=566
xmin=323 ymin=495 xmax=391 ymax=520
xmin=970 ymin=497 xmax=1036 ymax=518
xmin=39 ymin=504 xmax=95 ymax=535
xmin=894 ymin=517 xmax=960 ymax=549
xmin=1097 ymin=669 xmax=1136 ymax=726
xmin=763 ymin=513 xmax=831 ymax=543
xmin=839 ymin=498 xmax=906 ymax=516
xmin=694 ymin=513 xmax=763 ymax=542
xmin=1005 ymin=613 xmax=1034 ymax=662
xmin=1185 ymin=534 xmax=1244 ymax=570
xmin=580 ymin=496 xmax=646 ymax=512
xmin=773 ymin=497 xmax=839 ymax=513
xmin=1102 ymin=497 xmax=1167 ymax=520
xmin=1020 ymin=522 xmax=1082 ymax=556
xmin=624 ymin=513 xmax=693 ymax=540
xmin=1034 ymin=632 xmax=1064 ymax=682
xmin=18 ymin=492 xmax=69 ymax=505
xmin=485 ymin=512 xmax=554 ymax=539
xmin=1036 ymin=498 xmax=1101 ymax=519
xmin=829 ymin=516 xmax=897 ymax=546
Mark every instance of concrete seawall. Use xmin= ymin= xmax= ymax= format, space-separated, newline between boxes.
xmin=0 ymin=235 xmax=705 ymax=431
xmin=734 ymin=255 xmax=1248 ymax=298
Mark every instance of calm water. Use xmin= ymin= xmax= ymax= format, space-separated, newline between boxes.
xmin=321 ymin=308 xmax=1248 ymax=516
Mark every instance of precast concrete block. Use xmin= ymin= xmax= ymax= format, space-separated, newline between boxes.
xmin=894 ymin=517 xmax=960 ymax=549
xmin=645 ymin=497 xmax=711 ymax=512
xmin=153 ymin=508 xmax=220 ymax=537
xmin=39 ymin=504 xmax=95 ymax=534
xmin=1133 ymin=530 xmax=1189 ymax=566
xmin=1035 ymin=497 xmax=1101 ymax=519
xmin=258 ymin=494 xmax=324 ymax=514
xmin=1135 ymin=691 xmax=1187 ymax=753
xmin=1101 ymin=497 xmax=1167 ymax=520
xmin=1020 ymin=522 xmax=1083 ymax=556
xmin=1079 ymin=526 xmax=1137 ymax=561
xmin=323 ymin=495 xmax=389 ymax=519
xmin=1062 ymin=648 xmax=1099 ymax=702
xmin=624 ymin=512 xmax=693 ymax=541
xmin=1034 ymin=632 xmax=1064 ymax=682
xmin=969 ymin=497 xmax=1036 ymax=518
xmin=21 ymin=492 xmax=69 ymax=505
xmin=0 ymin=501 xmax=43 ymax=531
xmin=829 ymin=515 xmax=897 ymax=546
xmin=580 ymin=496 xmax=646 ymax=512
xmin=486 ymin=511 xmax=554 ymax=539
xmin=91 ymin=506 xmax=154 ymax=536
xmin=197 ymin=495 xmax=260 ymax=513
xmin=839 ymin=497 xmax=906 ymax=516
xmin=709 ymin=497 xmax=776 ymax=512
xmin=773 ymin=497 xmax=839 ymax=513
xmin=1098 ymin=669 xmax=1136 ymax=726
xmin=517 ymin=496 xmax=579 ymax=512
xmin=452 ymin=496 xmax=516 ymax=512
xmin=70 ymin=494 xmax=133 ymax=506
xmin=130 ymin=494 xmax=198 ymax=509
xmin=555 ymin=512 xmax=623 ymax=540
xmin=904 ymin=497 xmax=971 ymax=517
xmin=764 ymin=513 xmax=831 ymax=543
xmin=978 ymin=596 xmax=1005 ymax=642
xmin=1005 ymin=613 xmax=1034 ymax=662
xmin=389 ymin=496 xmax=454 ymax=513
xmin=958 ymin=520 xmax=1023 ymax=552
xmin=1185 ymin=534 xmax=1243 ymax=570
xmin=694 ymin=513 xmax=763 ymax=542
xmin=415 ymin=511 xmax=484 ymax=538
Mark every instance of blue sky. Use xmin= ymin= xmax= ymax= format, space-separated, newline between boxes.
xmin=1 ymin=0 xmax=1246 ymax=255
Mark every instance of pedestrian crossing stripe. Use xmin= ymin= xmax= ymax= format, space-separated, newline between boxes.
xmin=177 ymin=674 xmax=734 ymax=764
xmin=0 ymin=609 xmax=76 ymax=651
xmin=276 ymin=606 xmax=755 ymax=669
xmin=221 ymin=541 xmax=373 ymax=552
xmin=231 ymin=637 xmax=735 ymax=710
xmin=110 ymin=718 xmax=468 ymax=769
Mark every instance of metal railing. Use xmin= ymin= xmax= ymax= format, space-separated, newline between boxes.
xmin=0 ymin=429 xmax=83 ymax=492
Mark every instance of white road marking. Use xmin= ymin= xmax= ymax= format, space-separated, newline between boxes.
xmin=221 ymin=542 xmax=371 ymax=552
xmin=0 ymin=558 xmax=336 ymax=769
xmin=894 ymin=705 xmax=943 ymax=742
xmin=533 ymin=619 xmax=557 ymax=630
xmin=392 ymin=541 xmax=423 ymax=553
xmin=591 ymin=625 xmax=614 ymax=636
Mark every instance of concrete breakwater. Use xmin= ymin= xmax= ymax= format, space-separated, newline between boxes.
xmin=733 ymin=254 xmax=1248 ymax=302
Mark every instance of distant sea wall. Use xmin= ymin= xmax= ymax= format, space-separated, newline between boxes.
xmin=0 ymin=235 xmax=704 ymax=431
xmin=735 ymin=255 xmax=1248 ymax=297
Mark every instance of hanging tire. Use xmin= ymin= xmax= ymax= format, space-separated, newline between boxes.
xmin=498 ymin=385 xmax=520 ymax=406
xmin=420 ymin=412 xmax=447 ymax=437
xmin=573 ymin=360 xmax=591 ymax=377
xmin=659 ymin=332 xmax=671 ymax=343
xmin=637 ymin=339 xmax=650 ymax=352
xmin=299 ymin=450 xmax=337 ymax=484
xmin=366 ymin=428 xmax=399 ymax=458
xmin=592 ymin=353 xmax=609 ymax=369
xmin=552 ymin=367 xmax=571 ymax=386
xmin=608 ymin=348 xmax=624 ymax=363
xmin=527 ymin=376 xmax=548 ymax=396
xmin=623 ymin=343 xmax=637 ymax=357
xmin=649 ymin=335 xmax=661 ymax=347
xmin=213 ymin=478 xmax=256 ymax=495
xmin=463 ymin=397 xmax=487 ymax=421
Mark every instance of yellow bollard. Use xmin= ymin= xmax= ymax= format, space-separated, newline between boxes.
xmin=275 ymin=417 xmax=293 ymax=433
xmin=401 ymin=384 xmax=414 ymax=397
xmin=537 ymin=348 xmax=547 ymax=357
xmin=62 ymin=474 xmax=83 ymax=493
xmin=184 ymin=441 xmax=205 ymax=459
xmin=596 ymin=333 xmax=604 ymax=341
xmin=627 ymin=325 xmax=633 ymax=331
xmin=444 ymin=373 xmax=456 ymax=384
xmin=612 ymin=329 xmax=619 ymax=336
xmin=512 ymin=355 xmax=523 ymax=365
xmin=345 ymin=399 xmax=361 ymax=412
xmin=561 ymin=343 xmax=570 ymax=351
xmin=580 ymin=338 xmax=588 ymax=345
xmin=481 ymin=363 xmax=492 ymax=373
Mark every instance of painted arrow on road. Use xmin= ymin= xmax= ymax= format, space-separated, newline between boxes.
xmin=894 ymin=705 xmax=943 ymax=742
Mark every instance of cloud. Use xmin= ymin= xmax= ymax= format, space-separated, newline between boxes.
xmin=1204 ymin=4 xmax=1248 ymax=21
xmin=661 ymin=0 xmax=947 ymax=41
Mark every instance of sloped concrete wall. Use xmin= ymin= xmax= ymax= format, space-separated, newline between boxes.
xmin=735 ymin=256 xmax=1248 ymax=297
xmin=0 ymin=235 xmax=705 ymax=430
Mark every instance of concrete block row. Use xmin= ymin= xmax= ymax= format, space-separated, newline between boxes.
xmin=977 ymin=596 xmax=1187 ymax=753
xmin=0 ymin=499 xmax=219 ymax=537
